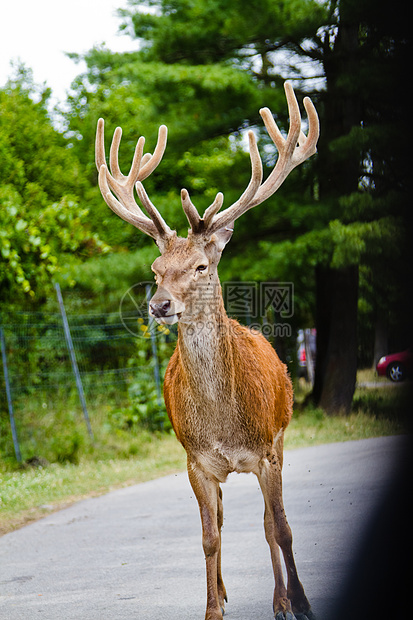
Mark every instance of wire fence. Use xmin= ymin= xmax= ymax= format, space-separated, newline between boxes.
xmin=0 ymin=285 xmax=169 ymax=463
xmin=1 ymin=280 xmax=298 ymax=463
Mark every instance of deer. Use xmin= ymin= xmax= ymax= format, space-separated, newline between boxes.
xmin=95 ymin=81 xmax=319 ymax=620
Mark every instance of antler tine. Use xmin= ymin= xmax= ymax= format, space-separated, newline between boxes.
xmin=98 ymin=164 xmax=159 ymax=239
xmin=254 ymin=84 xmax=319 ymax=203
xmin=109 ymin=127 xmax=126 ymax=181
xmin=181 ymin=190 xmax=225 ymax=234
xmin=206 ymin=129 xmax=262 ymax=235
xmin=229 ymin=130 xmax=263 ymax=212
xmin=95 ymin=118 xmax=107 ymax=171
xmin=138 ymin=125 xmax=168 ymax=181
xmin=301 ymin=95 xmax=320 ymax=158
xmin=136 ymin=182 xmax=173 ymax=238
xmin=95 ymin=118 xmax=173 ymax=242
xmin=181 ymin=130 xmax=262 ymax=236
xmin=181 ymin=189 xmax=203 ymax=233
xmin=206 ymin=82 xmax=319 ymax=235
xmin=109 ymin=126 xmax=146 ymax=186
xmin=203 ymin=192 xmax=224 ymax=228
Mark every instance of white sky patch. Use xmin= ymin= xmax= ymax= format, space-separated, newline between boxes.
xmin=0 ymin=0 xmax=139 ymax=105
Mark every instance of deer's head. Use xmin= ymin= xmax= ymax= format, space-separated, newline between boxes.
xmin=96 ymin=83 xmax=319 ymax=326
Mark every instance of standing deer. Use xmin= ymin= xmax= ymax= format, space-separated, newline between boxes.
xmin=96 ymin=82 xmax=319 ymax=620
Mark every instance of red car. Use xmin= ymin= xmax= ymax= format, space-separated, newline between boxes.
xmin=376 ymin=350 xmax=411 ymax=382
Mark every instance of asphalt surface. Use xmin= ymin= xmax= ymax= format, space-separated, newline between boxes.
xmin=0 ymin=435 xmax=409 ymax=620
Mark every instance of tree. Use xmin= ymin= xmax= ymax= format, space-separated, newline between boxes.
xmin=0 ymin=66 xmax=108 ymax=305
xmin=65 ymin=0 xmax=326 ymax=305
xmin=308 ymin=0 xmax=411 ymax=412
xmin=66 ymin=0 xmax=410 ymax=414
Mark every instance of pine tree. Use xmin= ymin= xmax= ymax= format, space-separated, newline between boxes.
xmin=66 ymin=0 xmax=411 ymax=413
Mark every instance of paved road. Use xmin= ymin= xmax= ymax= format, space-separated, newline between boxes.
xmin=0 ymin=436 xmax=410 ymax=620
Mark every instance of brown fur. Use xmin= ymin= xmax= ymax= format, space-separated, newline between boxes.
xmin=150 ymin=235 xmax=312 ymax=620
xmin=165 ymin=318 xmax=293 ymax=459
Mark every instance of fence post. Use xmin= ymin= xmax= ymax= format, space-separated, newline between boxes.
xmin=145 ymin=285 xmax=163 ymax=410
xmin=54 ymin=283 xmax=94 ymax=440
xmin=0 ymin=327 xmax=22 ymax=462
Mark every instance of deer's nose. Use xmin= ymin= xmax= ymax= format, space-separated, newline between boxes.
xmin=150 ymin=300 xmax=171 ymax=318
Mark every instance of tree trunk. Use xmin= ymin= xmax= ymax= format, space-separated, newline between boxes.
xmin=310 ymin=16 xmax=362 ymax=416
xmin=312 ymin=265 xmax=359 ymax=415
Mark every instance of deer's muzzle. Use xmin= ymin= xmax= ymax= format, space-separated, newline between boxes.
xmin=149 ymin=288 xmax=185 ymax=325
xmin=150 ymin=299 xmax=171 ymax=318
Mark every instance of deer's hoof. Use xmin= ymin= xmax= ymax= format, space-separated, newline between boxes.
xmin=295 ymin=613 xmax=317 ymax=620
xmin=275 ymin=613 xmax=316 ymax=620
xmin=275 ymin=613 xmax=295 ymax=620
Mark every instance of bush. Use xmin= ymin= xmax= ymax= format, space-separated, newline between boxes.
xmin=109 ymin=381 xmax=171 ymax=432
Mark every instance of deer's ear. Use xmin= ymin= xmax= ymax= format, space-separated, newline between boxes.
xmin=211 ymin=223 xmax=234 ymax=252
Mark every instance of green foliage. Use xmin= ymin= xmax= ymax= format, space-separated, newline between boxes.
xmin=125 ymin=381 xmax=170 ymax=431
xmin=62 ymin=246 xmax=158 ymax=301
xmin=329 ymin=217 xmax=401 ymax=269
xmin=119 ymin=0 xmax=327 ymax=66
xmin=66 ymin=55 xmax=266 ymax=177
xmin=0 ymin=391 xmax=87 ymax=465
xmin=125 ymin=320 xmax=176 ymax=432
xmin=47 ymin=418 xmax=85 ymax=465
xmin=0 ymin=188 xmax=107 ymax=298
xmin=0 ymin=66 xmax=109 ymax=302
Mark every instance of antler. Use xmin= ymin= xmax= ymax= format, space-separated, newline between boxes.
xmin=95 ymin=119 xmax=174 ymax=242
xmin=95 ymin=82 xmax=319 ymax=245
xmin=182 ymin=81 xmax=319 ymax=236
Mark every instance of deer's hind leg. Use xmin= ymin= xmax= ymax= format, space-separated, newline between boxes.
xmin=257 ymin=453 xmax=314 ymax=620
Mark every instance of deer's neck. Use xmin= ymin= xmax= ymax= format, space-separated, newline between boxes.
xmin=177 ymin=285 xmax=234 ymax=401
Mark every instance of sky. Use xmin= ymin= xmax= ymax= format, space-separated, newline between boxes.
xmin=1 ymin=0 xmax=139 ymax=106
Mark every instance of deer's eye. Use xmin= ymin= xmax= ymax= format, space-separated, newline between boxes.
xmin=196 ymin=264 xmax=207 ymax=272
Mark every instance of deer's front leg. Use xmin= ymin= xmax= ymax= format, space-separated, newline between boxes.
xmin=217 ymin=486 xmax=227 ymax=612
xmin=188 ymin=460 xmax=224 ymax=620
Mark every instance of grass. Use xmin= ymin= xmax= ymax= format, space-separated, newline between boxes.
xmin=285 ymin=407 xmax=403 ymax=448
xmin=286 ymin=370 xmax=409 ymax=448
xmin=0 ymin=371 xmax=410 ymax=536
xmin=0 ymin=433 xmax=186 ymax=536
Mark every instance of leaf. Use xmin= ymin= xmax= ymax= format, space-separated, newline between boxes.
xmin=15 ymin=219 xmax=27 ymax=232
